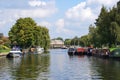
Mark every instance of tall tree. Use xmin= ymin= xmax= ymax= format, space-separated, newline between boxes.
xmin=9 ymin=17 xmax=50 ymax=50
xmin=9 ymin=17 xmax=36 ymax=48
xmin=95 ymin=6 xmax=111 ymax=46
xmin=64 ymin=39 xmax=71 ymax=46
xmin=80 ymin=35 xmax=90 ymax=47
xmin=88 ymin=25 xmax=101 ymax=47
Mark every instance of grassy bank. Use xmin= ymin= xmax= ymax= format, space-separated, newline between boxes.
xmin=0 ymin=44 xmax=10 ymax=56
xmin=0 ymin=49 xmax=10 ymax=56
xmin=0 ymin=49 xmax=10 ymax=53
xmin=0 ymin=45 xmax=10 ymax=54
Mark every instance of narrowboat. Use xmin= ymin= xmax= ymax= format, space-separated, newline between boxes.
xmin=74 ymin=47 xmax=85 ymax=55
xmin=109 ymin=48 xmax=120 ymax=58
xmin=68 ymin=48 xmax=75 ymax=55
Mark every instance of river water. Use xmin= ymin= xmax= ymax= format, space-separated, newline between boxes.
xmin=0 ymin=49 xmax=120 ymax=80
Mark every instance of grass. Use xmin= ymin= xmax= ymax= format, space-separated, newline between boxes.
xmin=0 ymin=49 xmax=10 ymax=53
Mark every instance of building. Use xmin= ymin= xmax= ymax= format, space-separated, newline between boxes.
xmin=50 ymin=40 xmax=64 ymax=48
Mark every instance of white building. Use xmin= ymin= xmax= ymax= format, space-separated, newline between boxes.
xmin=50 ymin=40 xmax=64 ymax=48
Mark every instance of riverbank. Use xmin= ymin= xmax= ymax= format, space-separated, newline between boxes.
xmin=0 ymin=52 xmax=8 ymax=57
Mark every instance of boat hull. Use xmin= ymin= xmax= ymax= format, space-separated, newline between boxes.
xmin=6 ymin=51 xmax=22 ymax=58
xmin=68 ymin=48 xmax=75 ymax=56
xmin=36 ymin=47 xmax=44 ymax=54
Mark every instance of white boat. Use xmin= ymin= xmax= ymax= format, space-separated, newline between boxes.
xmin=36 ymin=46 xmax=44 ymax=54
xmin=6 ymin=46 xmax=23 ymax=58
xmin=6 ymin=50 xmax=23 ymax=58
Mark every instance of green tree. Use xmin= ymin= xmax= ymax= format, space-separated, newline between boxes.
xmin=88 ymin=25 xmax=101 ymax=47
xmin=110 ymin=22 xmax=120 ymax=46
xmin=9 ymin=17 xmax=35 ymax=48
xmin=9 ymin=17 xmax=50 ymax=50
xmin=64 ymin=39 xmax=71 ymax=46
xmin=79 ymin=35 xmax=90 ymax=47
xmin=95 ymin=6 xmax=110 ymax=46
xmin=53 ymin=37 xmax=63 ymax=41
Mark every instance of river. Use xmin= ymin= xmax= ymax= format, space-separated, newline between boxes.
xmin=0 ymin=49 xmax=120 ymax=80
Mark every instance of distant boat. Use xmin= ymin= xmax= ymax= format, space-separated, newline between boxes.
xmin=36 ymin=46 xmax=44 ymax=54
xmin=61 ymin=46 xmax=67 ymax=49
xmin=99 ymin=48 xmax=109 ymax=58
xmin=68 ymin=48 xmax=75 ymax=55
xmin=74 ymin=47 xmax=85 ymax=55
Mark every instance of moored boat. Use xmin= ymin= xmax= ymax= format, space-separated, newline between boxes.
xmin=6 ymin=50 xmax=23 ymax=58
xmin=99 ymin=48 xmax=109 ymax=58
xmin=68 ymin=48 xmax=75 ymax=55
xmin=36 ymin=46 xmax=44 ymax=54
xmin=109 ymin=48 xmax=120 ymax=58
xmin=61 ymin=46 xmax=67 ymax=49
xmin=6 ymin=46 xmax=23 ymax=58
xmin=87 ymin=47 xmax=93 ymax=56
xmin=74 ymin=47 xmax=85 ymax=55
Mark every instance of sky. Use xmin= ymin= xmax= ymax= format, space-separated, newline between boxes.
xmin=0 ymin=0 xmax=119 ymax=39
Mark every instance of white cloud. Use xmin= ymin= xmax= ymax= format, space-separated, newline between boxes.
xmin=87 ymin=0 xmax=119 ymax=7
xmin=0 ymin=18 xmax=14 ymax=28
xmin=20 ymin=9 xmax=56 ymax=18
xmin=56 ymin=19 xmax=64 ymax=29
xmin=65 ymin=2 xmax=96 ymax=22
xmin=0 ymin=0 xmax=57 ymax=24
xmin=0 ymin=0 xmax=57 ymax=36
xmin=38 ymin=21 xmax=52 ymax=28
xmin=0 ymin=0 xmax=119 ymax=39
xmin=55 ymin=19 xmax=65 ymax=33
xmin=29 ymin=0 xmax=47 ymax=7
xmin=55 ymin=19 xmax=75 ymax=35
xmin=0 ymin=21 xmax=6 ymax=26
xmin=63 ymin=0 xmax=119 ymax=38
xmin=0 ymin=0 xmax=57 ymax=19
xmin=0 ymin=8 xmax=57 ymax=27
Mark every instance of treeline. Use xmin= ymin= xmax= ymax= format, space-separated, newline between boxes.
xmin=65 ymin=1 xmax=120 ymax=48
xmin=9 ymin=17 xmax=50 ymax=50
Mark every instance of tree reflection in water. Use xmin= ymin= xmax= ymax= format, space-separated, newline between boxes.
xmin=10 ymin=53 xmax=50 ymax=80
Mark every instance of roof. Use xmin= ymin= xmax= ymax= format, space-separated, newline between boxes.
xmin=51 ymin=40 xmax=64 ymax=45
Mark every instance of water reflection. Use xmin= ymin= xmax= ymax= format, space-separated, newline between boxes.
xmin=90 ymin=57 xmax=120 ymax=80
xmin=0 ymin=53 xmax=50 ymax=80
xmin=0 ymin=50 xmax=120 ymax=80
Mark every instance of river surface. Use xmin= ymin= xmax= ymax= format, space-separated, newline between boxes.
xmin=0 ymin=49 xmax=120 ymax=80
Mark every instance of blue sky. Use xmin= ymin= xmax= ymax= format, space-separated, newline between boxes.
xmin=0 ymin=0 xmax=119 ymax=39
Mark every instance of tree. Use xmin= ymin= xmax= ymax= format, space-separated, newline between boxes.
xmin=109 ymin=22 xmax=120 ymax=46
xmin=95 ymin=6 xmax=111 ymax=46
xmin=64 ymin=39 xmax=71 ymax=46
xmin=79 ymin=35 xmax=90 ymax=47
xmin=9 ymin=17 xmax=50 ymax=50
xmin=88 ymin=25 xmax=101 ymax=47
xmin=9 ymin=17 xmax=36 ymax=48
xmin=94 ymin=1 xmax=120 ymax=47
xmin=53 ymin=37 xmax=63 ymax=41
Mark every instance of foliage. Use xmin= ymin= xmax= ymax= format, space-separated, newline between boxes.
xmin=84 ymin=1 xmax=120 ymax=48
xmin=9 ymin=17 xmax=50 ymax=50
xmin=0 ymin=45 xmax=10 ymax=53
xmin=64 ymin=39 xmax=71 ymax=46
xmin=52 ymin=37 xmax=63 ymax=41
xmin=96 ymin=1 xmax=120 ymax=47
xmin=67 ymin=1 xmax=120 ymax=48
